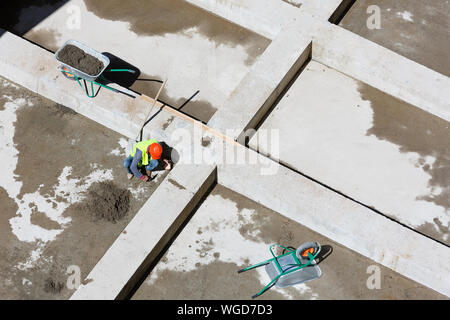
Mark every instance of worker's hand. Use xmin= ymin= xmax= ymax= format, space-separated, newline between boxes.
xmin=140 ymin=175 xmax=149 ymax=182
xmin=163 ymin=159 xmax=172 ymax=170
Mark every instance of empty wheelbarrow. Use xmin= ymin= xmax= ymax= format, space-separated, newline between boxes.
xmin=55 ymin=39 xmax=136 ymax=98
xmin=238 ymin=242 xmax=322 ymax=299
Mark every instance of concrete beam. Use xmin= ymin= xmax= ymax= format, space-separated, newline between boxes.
xmin=301 ymin=0 xmax=351 ymax=21
xmin=71 ymin=162 xmax=217 ymax=299
xmin=312 ymin=20 xmax=450 ymax=123
xmin=185 ymin=0 xmax=299 ymax=39
xmin=207 ymin=20 xmax=312 ymax=140
xmin=217 ymin=146 xmax=450 ymax=297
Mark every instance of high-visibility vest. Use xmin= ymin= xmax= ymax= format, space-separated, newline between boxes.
xmin=130 ymin=139 xmax=158 ymax=166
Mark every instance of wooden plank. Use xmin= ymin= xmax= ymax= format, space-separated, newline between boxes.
xmin=141 ymin=94 xmax=241 ymax=147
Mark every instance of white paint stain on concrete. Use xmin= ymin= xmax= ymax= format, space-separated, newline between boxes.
xmin=109 ymin=137 xmax=129 ymax=156
xmin=16 ymin=244 xmax=46 ymax=271
xmin=145 ymin=192 xmax=318 ymax=299
xmin=0 ymin=79 xmax=115 ymax=270
xmin=397 ymin=10 xmax=414 ymax=22
xmin=9 ymin=166 xmax=114 ymax=244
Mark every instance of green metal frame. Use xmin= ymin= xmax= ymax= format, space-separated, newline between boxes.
xmin=238 ymin=243 xmax=321 ymax=299
xmin=61 ymin=68 xmax=136 ymax=99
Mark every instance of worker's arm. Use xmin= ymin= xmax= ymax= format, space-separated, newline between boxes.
xmin=130 ymin=149 xmax=144 ymax=180
xmin=163 ymin=159 xmax=172 ymax=170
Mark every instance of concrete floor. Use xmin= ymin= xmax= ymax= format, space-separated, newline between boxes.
xmin=282 ymin=0 xmax=302 ymax=8
xmin=18 ymin=0 xmax=271 ymax=123
xmin=0 ymin=76 xmax=168 ymax=299
xmin=249 ymin=60 xmax=449 ymax=245
xmin=0 ymin=0 xmax=448 ymax=301
xmin=132 ymin=184 xmax=445 ymax=300
xmin=339 ymin=0 xmax=450 ymax=77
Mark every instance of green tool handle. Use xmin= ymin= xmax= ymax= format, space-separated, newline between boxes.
xmin=107 ymin=69 xmax=136 ymax=73
xmin=237 ymin=260 xmax=270 ymax=273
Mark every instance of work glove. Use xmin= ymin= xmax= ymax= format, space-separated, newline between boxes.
xmin=140 ymin=175 xmax=149 ymax=182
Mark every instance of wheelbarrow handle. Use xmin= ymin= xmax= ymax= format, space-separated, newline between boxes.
xmin=107 ymin=69 xmax=136 ymax=73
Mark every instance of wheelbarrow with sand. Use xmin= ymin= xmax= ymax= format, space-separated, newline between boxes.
xmin=238 ymin=242 xmax=323 ymax=298
xmin=55 ymin=39 xmax=137 ymax=98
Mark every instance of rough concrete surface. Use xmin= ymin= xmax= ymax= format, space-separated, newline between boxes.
xmin=132 ymin=185 xmax=445 ymax=300
xmin=0 ymin=76 xmax=168 ymax=299
xmin=0 ymin=0 xmax=448 ymax=301
xmin=17 ymin=0 xmax=271 ymax=123
xmin=250 ymin=60 xmax=450 ymax=245
xmin=340 ymin=0 xmax=450 ymax=77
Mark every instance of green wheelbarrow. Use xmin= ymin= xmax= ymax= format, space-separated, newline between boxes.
xmin=55 ymin=40 xmax=136 ymax=99
xmin=238 ymin=242 xmax=322 ymax=299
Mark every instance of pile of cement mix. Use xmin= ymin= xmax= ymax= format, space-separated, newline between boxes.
xmin=44 ymin=278 xmax=64 ymax=294
xmin=58 ymin=44 xmax=104 ymax=76
xmin=81 ymin=181 xmax=131 ymax=223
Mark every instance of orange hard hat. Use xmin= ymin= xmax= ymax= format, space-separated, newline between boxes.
xmin=148 ymin=143 xmax=162 ymax=160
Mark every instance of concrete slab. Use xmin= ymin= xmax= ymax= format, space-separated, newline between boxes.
xmin=70 ymin=162 xmax=216 ymax=300
xmin=132 ymin=184 xmax=445 ymax=300
xmin=207 ymin=9 xmax=449 ymax=145
xmin=185 ymin=0 xmax=300 ymax=40
xmin=339 ymin=0 xmax=450 ymax=77
xmin=1 ymin=0 xmax=448 ymax=301
xmin=218 ymin=144 xmax=450 ymax=297
xmin=312 ymin=18 xmax=450 ymax=124
xmin=0 ymin=76 xmax=168 ymax=299
xmin=249 ymin=60 xmax=450 ymax=245
xmin=17 ymin=0 xmax=271 ymax=123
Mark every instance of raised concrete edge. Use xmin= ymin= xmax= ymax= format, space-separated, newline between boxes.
xmin=70 ymin=162 xmax=217 ymax=299
xmin=207 ymin=19 xmax=312 ymax=140
xmin=185 ymin=0 xmax=299 ymax=40
xmin=216 ymin=146 xmax=450 ymax=297
xmin=312 ymin=21 xmax=450 ymax=122
xmin=301 ymin=0 xmax=350 ymax=21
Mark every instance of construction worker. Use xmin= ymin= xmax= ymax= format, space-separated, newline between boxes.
xmin=123 ymin=139 xmax=171 ymax=181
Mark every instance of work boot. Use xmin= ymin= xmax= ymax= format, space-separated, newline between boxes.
xmin=127 ymin=173 xmax=134 ymax=180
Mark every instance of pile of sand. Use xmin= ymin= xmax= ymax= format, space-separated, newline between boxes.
xmin=58 ymin=44 xmax=104 ymax=76
xmin=81 ymin=181 xmax=131 ymax=223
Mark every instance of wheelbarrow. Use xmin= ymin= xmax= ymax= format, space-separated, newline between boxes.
xmin=238 ymin=242 xmax=322 ymax=299
xmin=55 ymin=39 xmax=136 ymax=98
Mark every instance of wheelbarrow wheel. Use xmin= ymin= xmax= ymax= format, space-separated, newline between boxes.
xmin=296 ymin=242 xmax=320 ymax=265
